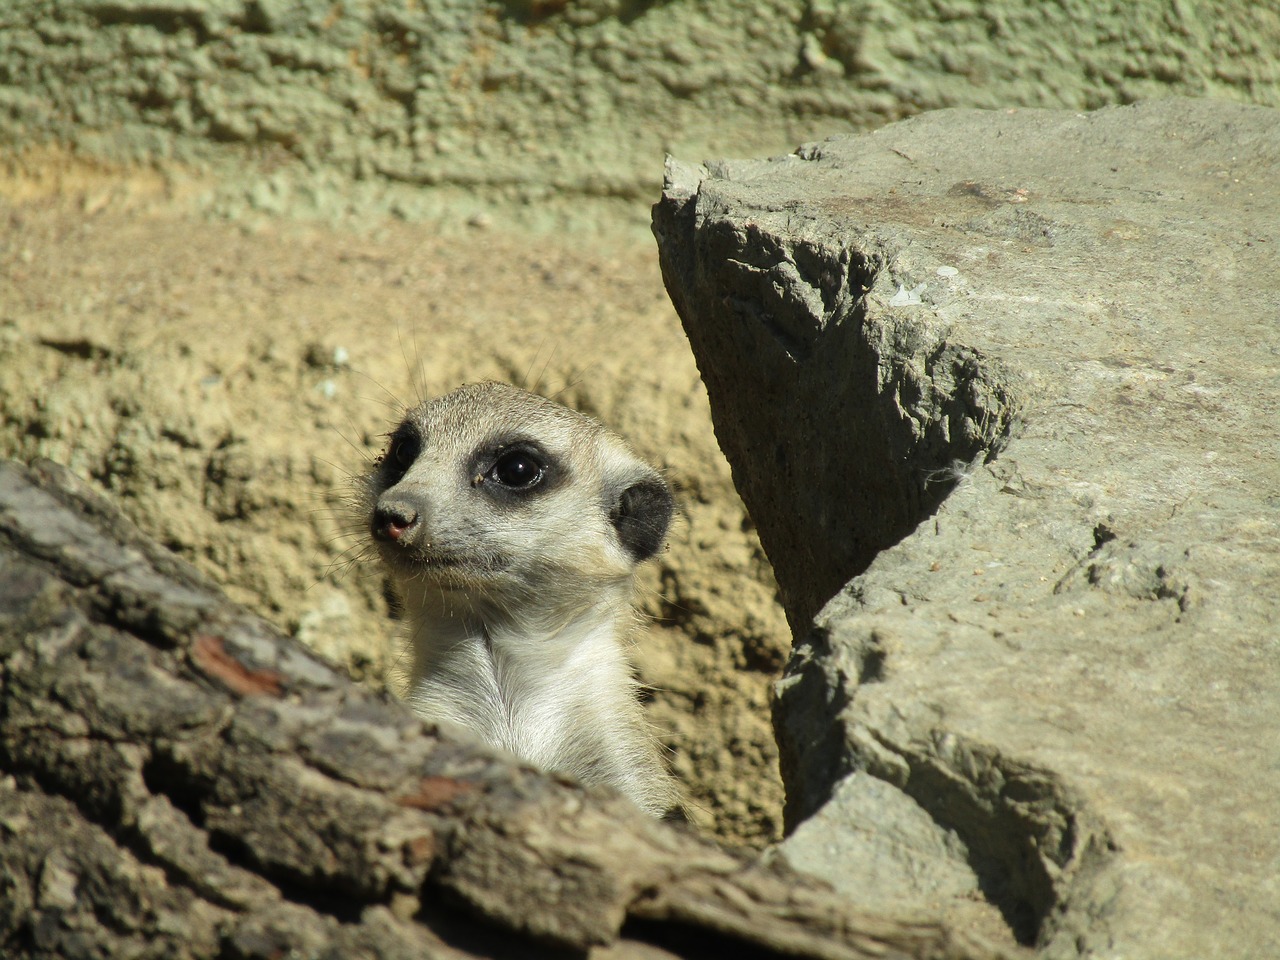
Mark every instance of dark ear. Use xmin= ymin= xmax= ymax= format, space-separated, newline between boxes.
xmin=609 ymin=475 xmax=674 ymax=562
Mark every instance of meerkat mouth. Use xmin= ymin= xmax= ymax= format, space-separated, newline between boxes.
xmin=376 ymin=544 xmax=510 ymax=582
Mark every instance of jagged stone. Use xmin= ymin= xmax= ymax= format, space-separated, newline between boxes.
xmin=653 ymin=99 xmax=1280 ymax=958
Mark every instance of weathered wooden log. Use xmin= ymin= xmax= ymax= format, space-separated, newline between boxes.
xmin=0 ymin=459 xmax=1001 ymax=960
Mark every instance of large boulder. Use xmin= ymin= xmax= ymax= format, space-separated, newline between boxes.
xmin=653 ymin=98 xmax=1280 ymax=957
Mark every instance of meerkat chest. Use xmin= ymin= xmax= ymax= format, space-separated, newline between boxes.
xmin=406 ymin=614 xmax=639 ymax=774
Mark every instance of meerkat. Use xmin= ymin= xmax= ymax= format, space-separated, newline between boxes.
xmin=361 ymin=381 xmax=681 ymax=817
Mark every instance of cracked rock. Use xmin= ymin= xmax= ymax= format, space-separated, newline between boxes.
xmin=653 ymin=99 xmax=1280 ymax=958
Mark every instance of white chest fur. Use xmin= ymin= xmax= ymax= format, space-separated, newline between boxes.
xmin=403 ymin=589 xmax=676 ymax=816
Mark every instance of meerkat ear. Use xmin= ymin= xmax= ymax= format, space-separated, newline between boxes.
xmin=609 ymin=473 xmax=674 ymax=562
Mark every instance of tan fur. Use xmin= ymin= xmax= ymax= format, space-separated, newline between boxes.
xmin=361 ymin=382 xmax=680 ymax=817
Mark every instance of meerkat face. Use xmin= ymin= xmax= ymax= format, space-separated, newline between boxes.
xmin=364 ymin=382 xmax=673 ymax=600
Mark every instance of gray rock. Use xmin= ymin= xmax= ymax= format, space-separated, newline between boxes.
xmin=653 ymin=99 xmax=1280 ymax=957
xmin=770 ymin=770 xmax=983 ymax=907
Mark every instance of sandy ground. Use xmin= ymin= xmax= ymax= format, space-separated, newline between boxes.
xmin=0 ymin=158 xmax=790 ymax=847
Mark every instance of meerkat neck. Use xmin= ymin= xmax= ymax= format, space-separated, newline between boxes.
xmin=402 ymin=581 xmax=676 ymax=816
xmin=404 ymin=575 xmax=635 ymax=664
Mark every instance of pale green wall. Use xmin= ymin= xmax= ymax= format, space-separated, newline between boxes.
xmin=3 ymin=0 xmax=1275 ymax=215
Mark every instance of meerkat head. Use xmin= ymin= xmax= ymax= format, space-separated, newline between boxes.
xmin=364 ymin=382 xmax=673 ymax=605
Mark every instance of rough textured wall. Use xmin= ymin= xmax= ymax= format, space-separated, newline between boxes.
xmin=2 ymin=0 xmax=1277 ymax=216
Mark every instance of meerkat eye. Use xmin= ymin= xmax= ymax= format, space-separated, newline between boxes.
xmin=488 ymin=450 xmax=543 ymax=489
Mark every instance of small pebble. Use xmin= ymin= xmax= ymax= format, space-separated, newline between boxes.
xmin=888 ymin=283 xmax=926 ymax=307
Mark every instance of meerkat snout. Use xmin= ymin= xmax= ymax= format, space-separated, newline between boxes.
xmin=370 ymin=500 xmax=419 ymax=543
xmin=361 ymin=380 xmax=682 ymax=818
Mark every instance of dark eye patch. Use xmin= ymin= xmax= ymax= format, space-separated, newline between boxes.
xmin=470 ymin=436 xmax=563 ymax=501
xmin=488 ymin=449 xmax=543 ymax=488
xmin=381 ymin=426 xmax=420 ymax=484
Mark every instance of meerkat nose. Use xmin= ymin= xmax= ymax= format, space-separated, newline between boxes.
xmin=372 ymin=501 xmax=420 ymax=542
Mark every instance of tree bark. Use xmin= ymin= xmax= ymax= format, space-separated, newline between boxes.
xmin=0 ymin=459 xmax=1002 ymax=960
